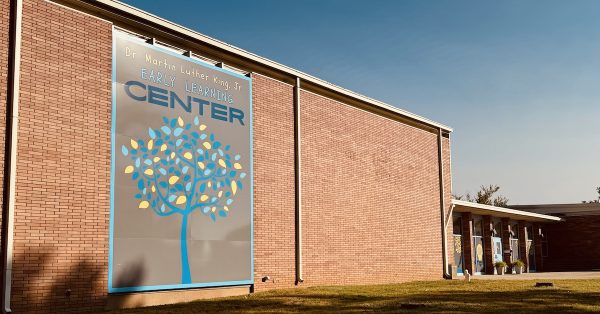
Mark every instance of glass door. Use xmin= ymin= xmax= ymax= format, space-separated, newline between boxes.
xmin=473 ymin=218 xmax=485 ymax=274
xmin=453 ymin=216 xmax=464 ymax=275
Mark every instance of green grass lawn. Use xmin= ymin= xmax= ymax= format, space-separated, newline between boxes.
xmin=112 ymin=279 xmax=600 ymax=313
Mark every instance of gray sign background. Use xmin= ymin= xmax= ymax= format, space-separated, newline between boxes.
xmin=111 ymin=32 xmax=252 ymax=291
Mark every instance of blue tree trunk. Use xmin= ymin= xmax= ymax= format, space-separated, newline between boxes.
xmin=180 ymin=213 xmax=192 ymax=284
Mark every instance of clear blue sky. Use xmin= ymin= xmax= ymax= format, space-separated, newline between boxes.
xmin=122 ymin=0 xmax=600 ymax=204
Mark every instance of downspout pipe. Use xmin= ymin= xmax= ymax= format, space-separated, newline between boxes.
xmin=2 ymin=0 xmax=23 ymax=312
xmin=294 ymin=77 xmax=303 ymax=284
xmin=437 ymin=128 xmax=451 ymax=279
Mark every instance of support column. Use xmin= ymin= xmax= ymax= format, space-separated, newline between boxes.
xmin=518 ymin=222 xmax=529 ymax=273
xmin=461 ymin=212 xmax=474 ymax=276
xmin=483 ymin=216 xmax=494 ymax=274
xmin=533 ymin=223 xmax=544 ymax=272
xmin=501 ymin=218 xmax=512 ymax=271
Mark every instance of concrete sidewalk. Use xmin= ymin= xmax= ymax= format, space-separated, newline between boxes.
xmin=473 ymin=271 xmax=600 ymax=280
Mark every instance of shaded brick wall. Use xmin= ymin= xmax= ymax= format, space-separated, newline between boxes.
xmin=545 ymin=216 xmax=600 ymax=271
xmin=10 ymin=0 xmax=112 ymax=312
xmin=299 ymin=91 xmax=445 ymax=285
xmin=252 ymin=74 xmax=296 ymax=291
xmin=0 ymin=0 xmax=10 ymax=249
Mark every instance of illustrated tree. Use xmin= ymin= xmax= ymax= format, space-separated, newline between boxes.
xmin=120 ymin=116 xmax=246 ymax=284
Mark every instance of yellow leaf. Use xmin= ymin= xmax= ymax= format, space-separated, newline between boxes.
xmin=218 ymin=191 xmax=223 ymax=198
xmin=234 ymin=163 xmax=242 ymax=170
xmin=203 ymin=142 xmax=212 ymax=150
xmin=124 ymin=165 xmax=134 ymax=174
xmin=199 ymin=124 xmax=207 ymax=131
xmin=176 ymin=195 xmax=187 ymax=205
xmin=170 ymin=152 xmax=176 ymax=159
xmin=160 ymin=144 xmax=167 ymax=152
xmin=151 ymin=185 xmax=156 ymax=192
xmin=153 ymin=157 xmax=160 ymax=163
xmin=211 ymin=206 xmax=216 ymax=212
xmin=231 ymin=181 xmax=238 ymax=195
xmin=184 ymin=152 xmax=193 ymax=160
xmin=224 ymin=206 xmax=229 ymax=212
xmin=207 ymin=182 xmax=212 ymax=188
xmin=144 ymin=169 xmax=154 ymax=176
xmin=169 ymin=176 xmax=179 ymax=185
xmin=138 ymin=201 xmax=149 ymax=209
xmin=178 ymin=116 xmax=184 ymax=127
xmin=218 ymin=159 xmax=227 ymax=168
xmin=130 ymin=139 xmax=139 ymax=149
xmin=147 ymin=139 xmax=153 ymax=150
xmin=200 ymin=195 xmax=209 ymax=202
xmin=197 ymin=161 xmax=205 ymax=170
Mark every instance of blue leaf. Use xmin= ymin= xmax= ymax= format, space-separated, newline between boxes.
xmin=144 ymin=159 xmax=152 ymax=166
xmin=192 ymin=132 xmax=199 ymax=139
xmin=234 ymin=154 xmax=241 ymax=161
xmin=134 ymin=194 xmax=142 ymax=199
xmin=225 ymin=145 xmax=230 ymax=151
xmin=184 ymin=175 xmax=190 ymax=181
xmin=161 ymin=204 xmax=166 ymax=212
xmin=148 ymin=128 xmax=156 ymax=139
xmin=213 ymin=142 xmax=221 ymax=149
xmin=159 ymin=168 xmax=167 ymax=175
xmin=210 ymin=212 xmax=216 ymax=222
xmin=168 ymin=195 xmax=177 ymax=202
xmin=121 ymin=145 xmax=128 ymax=156
xmin=162 ymin=116 xmax=169 ymax=124
xmin=185 ymin=182 xmax=192 ymax=191
xmin=176 ymin=139 xmax=183 ymax=146
xmin=204 ymin=169 xmax=212 ymax=176
xmin=182 ymin=166 xmax=189 ymax=174
xmin=200 ymin=134 xmax=207 ymax=140
xmin=194 ymin=116 xmax=199 ymax=125
xmin=237 ymin=181 xmax=243 ymax=190
xmin=174 ymin=128 xmax=183 ymax=136
xmin=159 ymin=181 xmax=167 ymax=188
xmin=161 ymin=126 xmax=171 ymax=135
xmin=203 ymin=206 xmax=210 ymax=214
xmin=210 ymin=133 xmax=214 ymax=141
xmin=138 ymin=180 xmax=144 ymax=190
xmin=240 ymin=172 xmax=247 ymax=179
xmin=219 ymin=210 xmax=227 ymax=217
xmin=170 ymin=118 xmax=176 ymax=128
xmin=226 ymin=199 xmax=233 ymax=205
xmin=132 ymin=172 xmax=139 ymax=180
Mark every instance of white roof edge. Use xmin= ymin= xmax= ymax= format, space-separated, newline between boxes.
xmin=90 ymin=0 xmax=453 ymax=132
xmin=452 ymin=199 xmax=563 ymax=222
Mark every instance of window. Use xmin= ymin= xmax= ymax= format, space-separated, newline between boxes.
xmin=453 ymin=215 xmax=462 ymax=236
xmin=473 ymin=218 xmax=483 ymax=237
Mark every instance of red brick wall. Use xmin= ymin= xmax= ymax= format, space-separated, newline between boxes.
xmin=544 ymin=216 xmax=600 ymax=271
xmin=299 ymin=91 xmax=444 ymax=285
xmin=252 ymin=74 xmax=296 ymax=291
xmin=10 ymin=0 xmax=112 ymax=312
xmin=0 ymin=0 xmax=10 ymax=248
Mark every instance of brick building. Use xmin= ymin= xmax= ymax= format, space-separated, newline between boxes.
xmin=1 ymin=1 xmax=599 ymax=313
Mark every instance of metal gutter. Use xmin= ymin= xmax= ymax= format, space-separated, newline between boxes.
xmin=82 ymin=0 xmax=452 ymax=133
xmin=437 ymin=129 xmax=450 ymax=279
xmin=2 ymin=0 xmax=23 ymax=312
xmin=294 ymin=78 xmax=303 ymax=284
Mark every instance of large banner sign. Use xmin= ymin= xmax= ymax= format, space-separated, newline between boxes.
xmin=109 ymin=32 xmax=253 ymax=292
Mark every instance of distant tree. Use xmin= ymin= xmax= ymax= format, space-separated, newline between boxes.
xmin=582 ymin=187 xmax=600 ymax=203
xmin=453 ymin=184 xmax=509 ymax=207
xmin=121 ymin=116 xmax=247 ymax=284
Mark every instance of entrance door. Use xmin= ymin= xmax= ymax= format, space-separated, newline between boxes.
xmin=473 ymin=236 xmax=485 ymax=274
xmin=453 ymin=235 xmax=464 ymax=275
xmin=527 ymin=240 xmax=536 ymax=272
xmin=492 ymin=237 xmax=503 ymax=264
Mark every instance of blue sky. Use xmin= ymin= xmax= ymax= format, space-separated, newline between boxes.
xmin=122 ymin=0 xmax=600 ymax=204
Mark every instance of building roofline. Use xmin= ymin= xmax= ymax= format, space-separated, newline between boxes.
xmin=72 ymin=0 xmax=453 ymax=133
xmin=509 ymin=203 xmax=600 ymax=215
xmin=452 ymin=199 xmax=563 ymax=222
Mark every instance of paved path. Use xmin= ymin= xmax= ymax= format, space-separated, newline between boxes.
xmin=473 ymin=271 xmax=600 ymax=280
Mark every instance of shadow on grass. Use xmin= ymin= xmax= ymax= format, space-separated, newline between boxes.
xmin=115 ymin=281 xmax=600 ymax=314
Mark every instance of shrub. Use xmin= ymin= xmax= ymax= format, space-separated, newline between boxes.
xmin=512 ymin=260 xmax=525 ymax=268
xmin=494 ymin=261 xmax=507 ymax=268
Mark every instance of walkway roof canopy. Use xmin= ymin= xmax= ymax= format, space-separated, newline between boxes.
xmin=452 ymin=200 xmax=563 ymax=222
